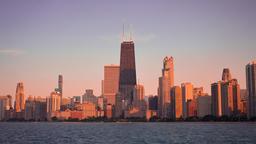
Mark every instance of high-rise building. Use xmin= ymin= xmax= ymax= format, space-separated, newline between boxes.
xmin=103 ymin=65 xmax=120 ymax=105
xmin=197 ymin=95 xmax=211 ymax=118
xmin=181 ymin=82 xmax=193 ymax=118
xmin=119 ymin=40 xmax=137 ymax=107
xmin=15 ymin=82 xmax=25 ymax=112
xmin=212 ymin=68 xmax=241 ymax=117
xmin=221 ymin=79 xmax=241 ymax=116
xmin=211 ymin=81 xmax=222 ymax=116
xmin=158 ymin=56 xmax=174 ymax=118
xmin=0 ymin=96 xmax=11 ymax=120
xmin=58 ymin=75 xmax=63 ymax=106
xmin=170 ymin=86 xmax=183 ymax=119
xmin=222 ymin=68 xmax=232 ymax=82
xmin=47 ymin=91 xmax=61 ymax=119
xmin=246 ymin=60 xmax=256 ymax=118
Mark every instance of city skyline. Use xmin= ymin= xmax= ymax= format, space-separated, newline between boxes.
xmin=0 ymin=0 xmax=256 ymax=98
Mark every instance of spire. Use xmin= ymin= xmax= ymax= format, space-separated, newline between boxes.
xmin=129 ymin=24 xmax=132 ymax=41
xmin=122 ymin=23 xmax=125 ymax=42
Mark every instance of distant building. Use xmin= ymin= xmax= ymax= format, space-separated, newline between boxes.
xmin=187 ymin=100 xmax=197 ymax=117
xmin=240 ymin=89 xmax=247 ymax=114
xmin=119 ymin=40 xmax=137 ymax=108
xmin=106 ymin=104 xmax=113 ymax=119
xmin=103 ymin=65 xmax=120 ymax=105
xmin=24 ymin=96 xmax=47 ymax=121
xmin=0 ymin=96 xmax=11 ymax=120
xmin=246 ymin=60 xmax=256 ymax=118
xmin=211 ymin=68 xmax=241 ymax=117
xmin=221 ymin=79 xmax=241 ymax=116
xmin=197 ymin=95 xmax=211 ymax=117
xmin=222 ymin=68 xmax=232 ymax=82
xmin=181 ymin=82 xmax=193 ymax=118
xmin=82 ymin=89 xmax=97 ymax=105
xmin=47 ymin=91 xmax=61 ymax=120
xmin=58 ymin=75 xmax=63 ymax=106
xmin=158 ymin=56 xmax=174 ymax=118
xmin=211 ymin=81 xmax=222 ymax=116
xmin=97 ymin=96 xmax=106 ymax=117
xmin=193 ymin=87 xmax=204 ymax=100
xmin=170 ymin=86 xmax=183 ymax=119
xmin=15 ymin=82 xmax=25 ymax=112
xmin=133 ymin=84 xmax=145 ymax=104
xmin=71 ymin=96 xmax=81 ymax=107
xmin=148 ymin=95 xmax=158 ymax=111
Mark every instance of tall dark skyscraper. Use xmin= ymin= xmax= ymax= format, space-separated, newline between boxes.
xmin=119 ymin=41 xmax=137 ymax=107
xmin=246 ymin=61 xmax=256 ymax=118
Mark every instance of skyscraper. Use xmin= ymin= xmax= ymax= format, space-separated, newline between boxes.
xmin=58 ymin=75 xmax=63 ymax=106
xmin=181 ymin=82 xmax=194 ymax=118
xmin=103 ymin=65 xmax=120 ymax=105
xmin=170 ymin=86 xmax=183 ymax=119
xmin=158 ymin=56 xmax=174 ymax=118
xmin=47 ymin=91 xmax=61 ymax=120
xmin=222 ymin=68 xmax=232 ymax=82
xmin=15 ymin=82 xmax=25 ymax=112
xmin=246 ymin=60 xmax=256 ymax=118
xmin=119 ymin=40 xmax=137 ymax=107
xmin=211 ymin=68 xmax=241 ymax=117
xmin=221 ymin=79 xmax=241 ymax=116
xmin=211 ymin=81 xmax=223 ymax=116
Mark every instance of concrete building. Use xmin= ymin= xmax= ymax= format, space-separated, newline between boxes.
xmin=197 ymin=95 xmax=211 ymax=117
xmin=158 ymin=56 xmax=174 ymax=118
xmin=246 ymin=60 xmax=256 ymax=118
xmin=103 ymin=65 xmax=120 ymax=105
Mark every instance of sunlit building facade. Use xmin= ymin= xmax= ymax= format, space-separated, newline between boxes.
xmin=103 ymin=65 xmax=120 ymax=105
xmin=158 ymin=56 xmax=174 ymax=118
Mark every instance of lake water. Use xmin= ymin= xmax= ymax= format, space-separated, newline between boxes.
xmin=0 ymin=122 xmax=255 ymax=144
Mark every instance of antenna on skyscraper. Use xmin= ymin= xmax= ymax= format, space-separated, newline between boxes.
xmin=122 ymin=23 xmax=125 ymax=42
xmin=129 ymin=24 xmax=132 ymax=41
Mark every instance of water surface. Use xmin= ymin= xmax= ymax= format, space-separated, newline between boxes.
xmin=0 ymin=122 xmax=255 ymax=144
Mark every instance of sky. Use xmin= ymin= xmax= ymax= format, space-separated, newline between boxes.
xmin=0 ymin=0 xmax=255 ymax=98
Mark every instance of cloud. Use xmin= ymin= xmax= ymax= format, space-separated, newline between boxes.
xmin=0 ymin=49 xmax=25 ymax=56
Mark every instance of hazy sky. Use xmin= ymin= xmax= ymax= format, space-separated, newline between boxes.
xmin=0 ymin=0 xmax=255 ymax=98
